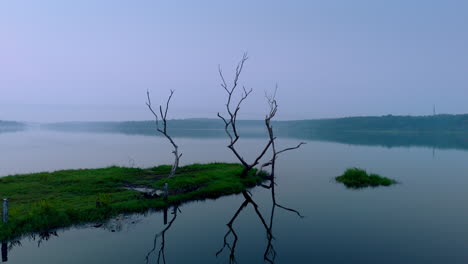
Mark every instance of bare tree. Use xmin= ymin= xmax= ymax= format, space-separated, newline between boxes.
xmin=259 ymin=88 xmax=306 ymax=178
xmin=146 ymin=90 xmax=182 ymax=178
xmin=217 ymin=53 xmax=274 ymax=177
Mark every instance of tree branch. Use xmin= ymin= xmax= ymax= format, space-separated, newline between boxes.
xmin=146 ymin=90 xmax=181 ymax=177
xmin=276 ymin=142 xmax=306 ymax=156
xmin=217 ymin=53 xmax=278 ymax=177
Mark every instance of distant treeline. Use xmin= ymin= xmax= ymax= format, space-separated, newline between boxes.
xmin=0 ymin=120 xmax=25 ymax=133
xmin=44 ymin=114 xmax=468 ymax=134
xmin=42 ymin=114 xmax=468 ymax=150
xmin=42 ymin=119 xmax=267 ymax=138
xmin=4 ymin=115 xmax=468 ymax=150
xmin=275 ymin=114 xmax=468 ymax=133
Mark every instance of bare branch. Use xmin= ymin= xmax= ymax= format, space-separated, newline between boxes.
xmin=146 ymin=90 xmax=160 ymax=130
xmin=233 ymin=53 xmax=248 ymax=89
xmin=217 ymin=53 xmax=279 ymax=177
xmin=276 ymin=142 xmax=306 ymax=156
xmin=254 ymin=85 xmax=307 ymax=181
xmin=218 ymin=56 xmax=305 ymax=178
xmin=251 ymin=139 xmax=273 ymax=168
xmin=164 ymin=89 xmax=175 ymax=120
xmin=159 ymin=105 xmax=164 ymax=129
xmin=218 ymin=65 xmax=229 ymax=92
xmin=147 ymin=90 xmax=181 ymax=178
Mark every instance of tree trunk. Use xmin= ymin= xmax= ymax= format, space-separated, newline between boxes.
xmin=240 ymin=166 xmax=251 ymax=178
xmin=169 ymin=149 xmax=179 ymax=178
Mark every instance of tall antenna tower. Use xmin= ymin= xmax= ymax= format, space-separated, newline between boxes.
xmin=433 ymin=104 xmax=436 ymax=116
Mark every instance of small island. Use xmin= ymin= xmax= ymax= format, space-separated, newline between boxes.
xmin=336 ymin=168 xmax=397 ymax=189
xmin=0 ymin=163 xmax=265 ymax=240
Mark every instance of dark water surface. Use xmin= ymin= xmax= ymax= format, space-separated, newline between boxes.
xmin=1 ymin=129 xmax=468 ymax=263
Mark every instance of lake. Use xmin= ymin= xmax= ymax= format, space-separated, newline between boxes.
xmin=1 ymin=128 xmax=468 ymax=263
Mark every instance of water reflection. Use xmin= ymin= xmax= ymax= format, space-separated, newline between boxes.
xmin=100 ymin=215 xmax=143 ymax=233
xmin=145 ymin=206 xmax=180 ymax=264
xmin=289 ymin=130 xmax=468 ymax=151
xmin=0 ymin=214 xmax=145 ymax=263
xmin=1 ymin=127 xmax=468 ymax=262
xmin=1 ymin=231 xmax=59 ymax=262
xmin=1 ymin=240 xmax=21 ymax=263
xmin=38 ymin=122 xmax=468 ymax=151
xmin=138 ymin=175 xmax=305 ymax=263
xmin=263 ymin=180 xmax=304 ymax=263
xmin=0 ymin=137 xmax=305 ymax=263
xmin=1 ymin=242 xmax=7 ymax=262
xmin=216 ymin=183 xmax=304 ymax=263
xmin=33 ymin=231 xmax=58 ymax=248
xmin=0 ymin=122 xmax=25 ymax=135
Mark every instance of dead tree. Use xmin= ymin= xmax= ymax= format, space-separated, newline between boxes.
xmin=146 ymin=90 xmax=182 ymax=178
xmin=259 ymin=87 xmax=306 ymax=179
xmin=217 ymin=53 xmax=274 ymax=177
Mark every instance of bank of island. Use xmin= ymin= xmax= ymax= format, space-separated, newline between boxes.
xmin=336 ymin=168 xmax=397 ymax=189
xmin=0 ymin=163 xmax=265 ymax=240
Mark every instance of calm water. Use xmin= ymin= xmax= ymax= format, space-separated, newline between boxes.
xmin=1 ymin=129 xmax=468 ymax=263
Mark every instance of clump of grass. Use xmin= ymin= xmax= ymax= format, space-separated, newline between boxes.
xmin=336 ymin=168 xmax=397 ymax=188
xmin=0 ymin=163 xmax=264 ymax=241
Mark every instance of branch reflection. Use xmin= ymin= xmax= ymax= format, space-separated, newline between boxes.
xmin=146 ymin=206 xmax=180 ymax=264
xmin=217 ymin=178 xmax=304 ymax=263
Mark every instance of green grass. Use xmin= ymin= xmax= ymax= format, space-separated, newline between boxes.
xmin=336 ymin=168 xmax=397 ymax=189
xmin=0 ymin=163 xmax=265 ymax=240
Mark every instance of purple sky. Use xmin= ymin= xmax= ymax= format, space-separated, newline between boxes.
xmin=1 ymin=0 xmax=467 ymax=122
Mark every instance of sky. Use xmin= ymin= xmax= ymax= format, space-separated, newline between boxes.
xmin=0 ymin=0 xmax=467 ymax=122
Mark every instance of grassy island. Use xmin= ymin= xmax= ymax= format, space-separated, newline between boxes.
xmin=336 ymin=168 xmax=397 ymax=188
xmin=0 ymin=163 xmax=264 ymax=240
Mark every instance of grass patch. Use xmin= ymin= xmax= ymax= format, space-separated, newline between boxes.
xmin=336 ymin=168 xmax=397 ymax=189
xmin=0 ymin=163 xmax=265 ymax=240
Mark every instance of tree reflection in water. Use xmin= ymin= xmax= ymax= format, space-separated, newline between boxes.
xmin=216 ymin=181 xmax=304 ymax=264
xmin=142 ymin=176 xmax=304 ymax=264
xmin=1 ymin=241 xmax=8 ymax=262
xmin=145 ymin=206 xmax=180 ymax=264
xmin=1 ymin=182 xmax=301 ymax=264
xmin=1 ymin=232 xmax=52 ymax=263
xmin=217 ymin=94 xmax=305 ymax=263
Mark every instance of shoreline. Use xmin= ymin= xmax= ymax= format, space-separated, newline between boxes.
xmin=0 ymin=163 xmax=265 ymax=241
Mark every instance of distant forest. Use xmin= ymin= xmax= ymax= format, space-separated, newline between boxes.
xmin=39 ymin=114 xmax=468 ymax=151
xmin=2 ymin=115 xmax=468 ymax=149
xmin=277 ymin=114 xmax=468 ymax=133
xmin=43 ymin=114 xmax=468 ymax=135
xmin=0 ymin=120 xmax=25 ymax=133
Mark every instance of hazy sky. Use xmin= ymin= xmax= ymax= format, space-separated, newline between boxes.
xmin=1 ymin=0 xmax=467 ymax=122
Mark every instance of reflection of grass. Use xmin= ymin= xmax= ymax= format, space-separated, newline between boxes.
xmin=336 ymin=168 xmax=397 ymax=189
xmin=0 ymin=163 xmax=265 ymax=240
